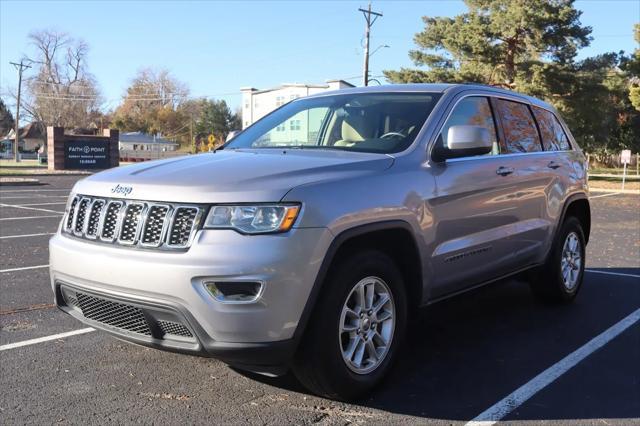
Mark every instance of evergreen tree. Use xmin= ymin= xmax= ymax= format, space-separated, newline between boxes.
xmin=0 ymin=98 xmax=15 ymax=137
xmin=384 ymin=0 xmax=591 ymax=89
xmin=384 ymin=1 xmax=639 ymax=152
xmin=194 ymin=99 xmax=238 ymax=146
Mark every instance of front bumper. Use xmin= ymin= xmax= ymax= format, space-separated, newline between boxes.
xmin=49 ymin=226 xmax=331 ymax=369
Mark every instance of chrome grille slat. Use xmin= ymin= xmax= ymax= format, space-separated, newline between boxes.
xmin=84 ymin=199 xmax=105 ymax=239
xmin=62 ymin=195 xmax=201 ymax=250
xmin=100 ymin=201 xmax=124 ymax=242
xmin=118 ymin=203 xmax=145 ymax=244
xmin=65 ymin=196 xmax=80 ymax=230
xmin=72 ymin=198 xmax=91 ymax=236
xmin=167 ymin=207 xmax=200 ymax=248
xmin=141 ymin=205 xmax=171 ymax=247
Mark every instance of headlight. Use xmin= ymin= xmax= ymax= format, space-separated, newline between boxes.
xmin=204 ymin=204 xmax=300 ymax=234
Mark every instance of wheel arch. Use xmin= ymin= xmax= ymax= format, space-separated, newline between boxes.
xmin=560 ymin=194 xmax=591 ymax=244
xmin=292 ymin=221 xmax=424 ymax=347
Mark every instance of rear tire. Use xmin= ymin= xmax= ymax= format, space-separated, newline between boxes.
xmin=292 ymin=250 xmax=407 ymax=401
xmin=529 ymin=216 xmax=586 ymax=303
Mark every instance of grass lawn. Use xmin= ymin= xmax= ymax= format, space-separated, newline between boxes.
xmin=588 ymin=176 xmax=640 ymax=191
xmin=0 ymin=159 xmax=46 ymax=168
xmin=589 ymin=166 xmax=640 ymax=175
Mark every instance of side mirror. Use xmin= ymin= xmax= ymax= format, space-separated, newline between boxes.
xmin=432 ymin=125 xmax=493 ymax=161
xmin=447 ymin=125 xmax=492 ymax=152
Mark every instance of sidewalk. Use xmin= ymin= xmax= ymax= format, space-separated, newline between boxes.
xmin=589 ymin=187 xmax=640 ymax=195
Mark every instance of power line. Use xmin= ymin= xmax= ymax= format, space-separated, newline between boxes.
xmin=27 ymin=79 xmax=96 ymax=88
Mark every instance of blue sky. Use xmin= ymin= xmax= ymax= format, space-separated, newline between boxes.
xmin=1 ymin=0 xmax=638 ymax=111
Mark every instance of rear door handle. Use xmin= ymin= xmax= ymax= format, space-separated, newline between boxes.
xmin=547 ymin=161 xmax=561 ymax=169
xmin=496 ymin=166 xmax=515 ymax=176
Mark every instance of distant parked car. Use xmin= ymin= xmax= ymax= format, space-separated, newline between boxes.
xmin=50 ymin=84 xmax=590 ymax=400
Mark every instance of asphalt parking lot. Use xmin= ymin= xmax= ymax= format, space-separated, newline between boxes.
xmin=0 ymin=175 xmax=638 ymax=425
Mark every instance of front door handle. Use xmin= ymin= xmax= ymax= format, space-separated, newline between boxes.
xmin=496 ymin=166 xmax=515 ymax=176
xmin=547 ymin=161 xmax=561 ymax=169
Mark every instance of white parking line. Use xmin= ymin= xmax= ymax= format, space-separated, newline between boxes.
xmin=0 ymin=264 xmax=49 ymax=273
xmin=590 ymin=192 xmax=620 ymax=199
xmin=0 ymin=328 xmax=95 ymax=351
xmin=0 ymin=232 xmax=55 ymax=240
xmin=0 ymin=189 xmax=72 ymax=193
xmin=586 ymin=269 xmax=640 ymax=279
xmin=0 ymin=195 xmax=68 ymax=200
xmin=0 ymin=203 xmax=63 ymax=214
xmin=12 ymin=202 xmax=66 ymax=206
xmin=0 ymin=214 xmax=63 ymax=221
xmin=466 ymin=308 xmax=640 ymax=426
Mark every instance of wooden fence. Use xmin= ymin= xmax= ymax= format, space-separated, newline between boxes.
xmin=119 ymin=150 xmax=187 ymax=162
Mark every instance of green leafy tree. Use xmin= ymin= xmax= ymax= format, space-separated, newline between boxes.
xmin=622 ymin=24 xmax=640 ymax=111
xmin=0 ymin=98 xmax=15 ymax=137
xmin=555 ymin=53 xmax=638 ymax=153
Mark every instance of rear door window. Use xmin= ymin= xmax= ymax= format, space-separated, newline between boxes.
xmin=494 ymin=99 xmax=542 ymax=154
xmin=532 ymin=107 xmax=571 ymax=151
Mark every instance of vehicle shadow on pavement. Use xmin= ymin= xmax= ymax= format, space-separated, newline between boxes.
xmin=246 ymin=268 xmax=640 ymax=421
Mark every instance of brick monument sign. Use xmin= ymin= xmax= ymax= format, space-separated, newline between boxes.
xmin=47 ymin=126 xmax=119 ymax=171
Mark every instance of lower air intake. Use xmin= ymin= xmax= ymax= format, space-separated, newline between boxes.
xmin=157 ymin=320 xmax=193 ymax=338
xmin=76 ymin=292 xmax=152 ymax=336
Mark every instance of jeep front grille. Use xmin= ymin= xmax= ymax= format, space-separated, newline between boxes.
xmin=63 ymin=195 xmax=203 ymax=250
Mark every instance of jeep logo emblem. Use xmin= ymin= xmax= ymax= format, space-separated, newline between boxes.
xmin=111 ymin=184 xmax=133 ymax=196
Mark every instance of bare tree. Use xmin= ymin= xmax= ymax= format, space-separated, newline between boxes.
xmin=17 ymin=30 xmax=103 ymax=131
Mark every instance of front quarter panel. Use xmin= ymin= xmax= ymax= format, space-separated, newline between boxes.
xmin=283 ymin=161 xmax=437 ymax=302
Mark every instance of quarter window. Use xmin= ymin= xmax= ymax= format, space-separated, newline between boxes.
xmin=532 ymin=107 xmax=571 ymax=151
xmin=439 ymin=96 xmax=499 ymax=156
xmin=494 ymin=99 xmax=542 ymax=153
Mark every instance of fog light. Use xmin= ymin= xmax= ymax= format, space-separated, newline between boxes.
xmin=204 ymin=281 xmax=262 ymax=303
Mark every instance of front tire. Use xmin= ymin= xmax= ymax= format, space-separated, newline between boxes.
xmin=529 ymin=216 xmax=586 ymax=303
xmin=292 ymin=250 xmax=407 ymax=400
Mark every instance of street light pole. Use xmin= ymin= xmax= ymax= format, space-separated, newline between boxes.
xmin=10 ymin=60 xmax=31 ymax=163
xmin=359 ymin=3 xmax=383 ymax=87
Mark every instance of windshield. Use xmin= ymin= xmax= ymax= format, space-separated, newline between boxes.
xmin=226 ymin=92 xmax=442 ymax=154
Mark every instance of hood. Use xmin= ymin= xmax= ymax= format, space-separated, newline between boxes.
xmin=72 ymin=149 xmax=394 ymax=203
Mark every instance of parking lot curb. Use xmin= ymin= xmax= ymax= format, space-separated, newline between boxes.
xmin=0 ymin=177 xmax=41 ymax=186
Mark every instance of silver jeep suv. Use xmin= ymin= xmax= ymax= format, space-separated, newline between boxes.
xmin=50 ymin=84 xmax=590 ymax=400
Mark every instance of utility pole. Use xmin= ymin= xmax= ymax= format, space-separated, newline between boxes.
xmin=190 ymin=116 xmax=194 ymax=153
xmin=359 ymin=2 xmax=383 ymax=87
xmin=10 ymin=60 xmax=31 ymax=163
